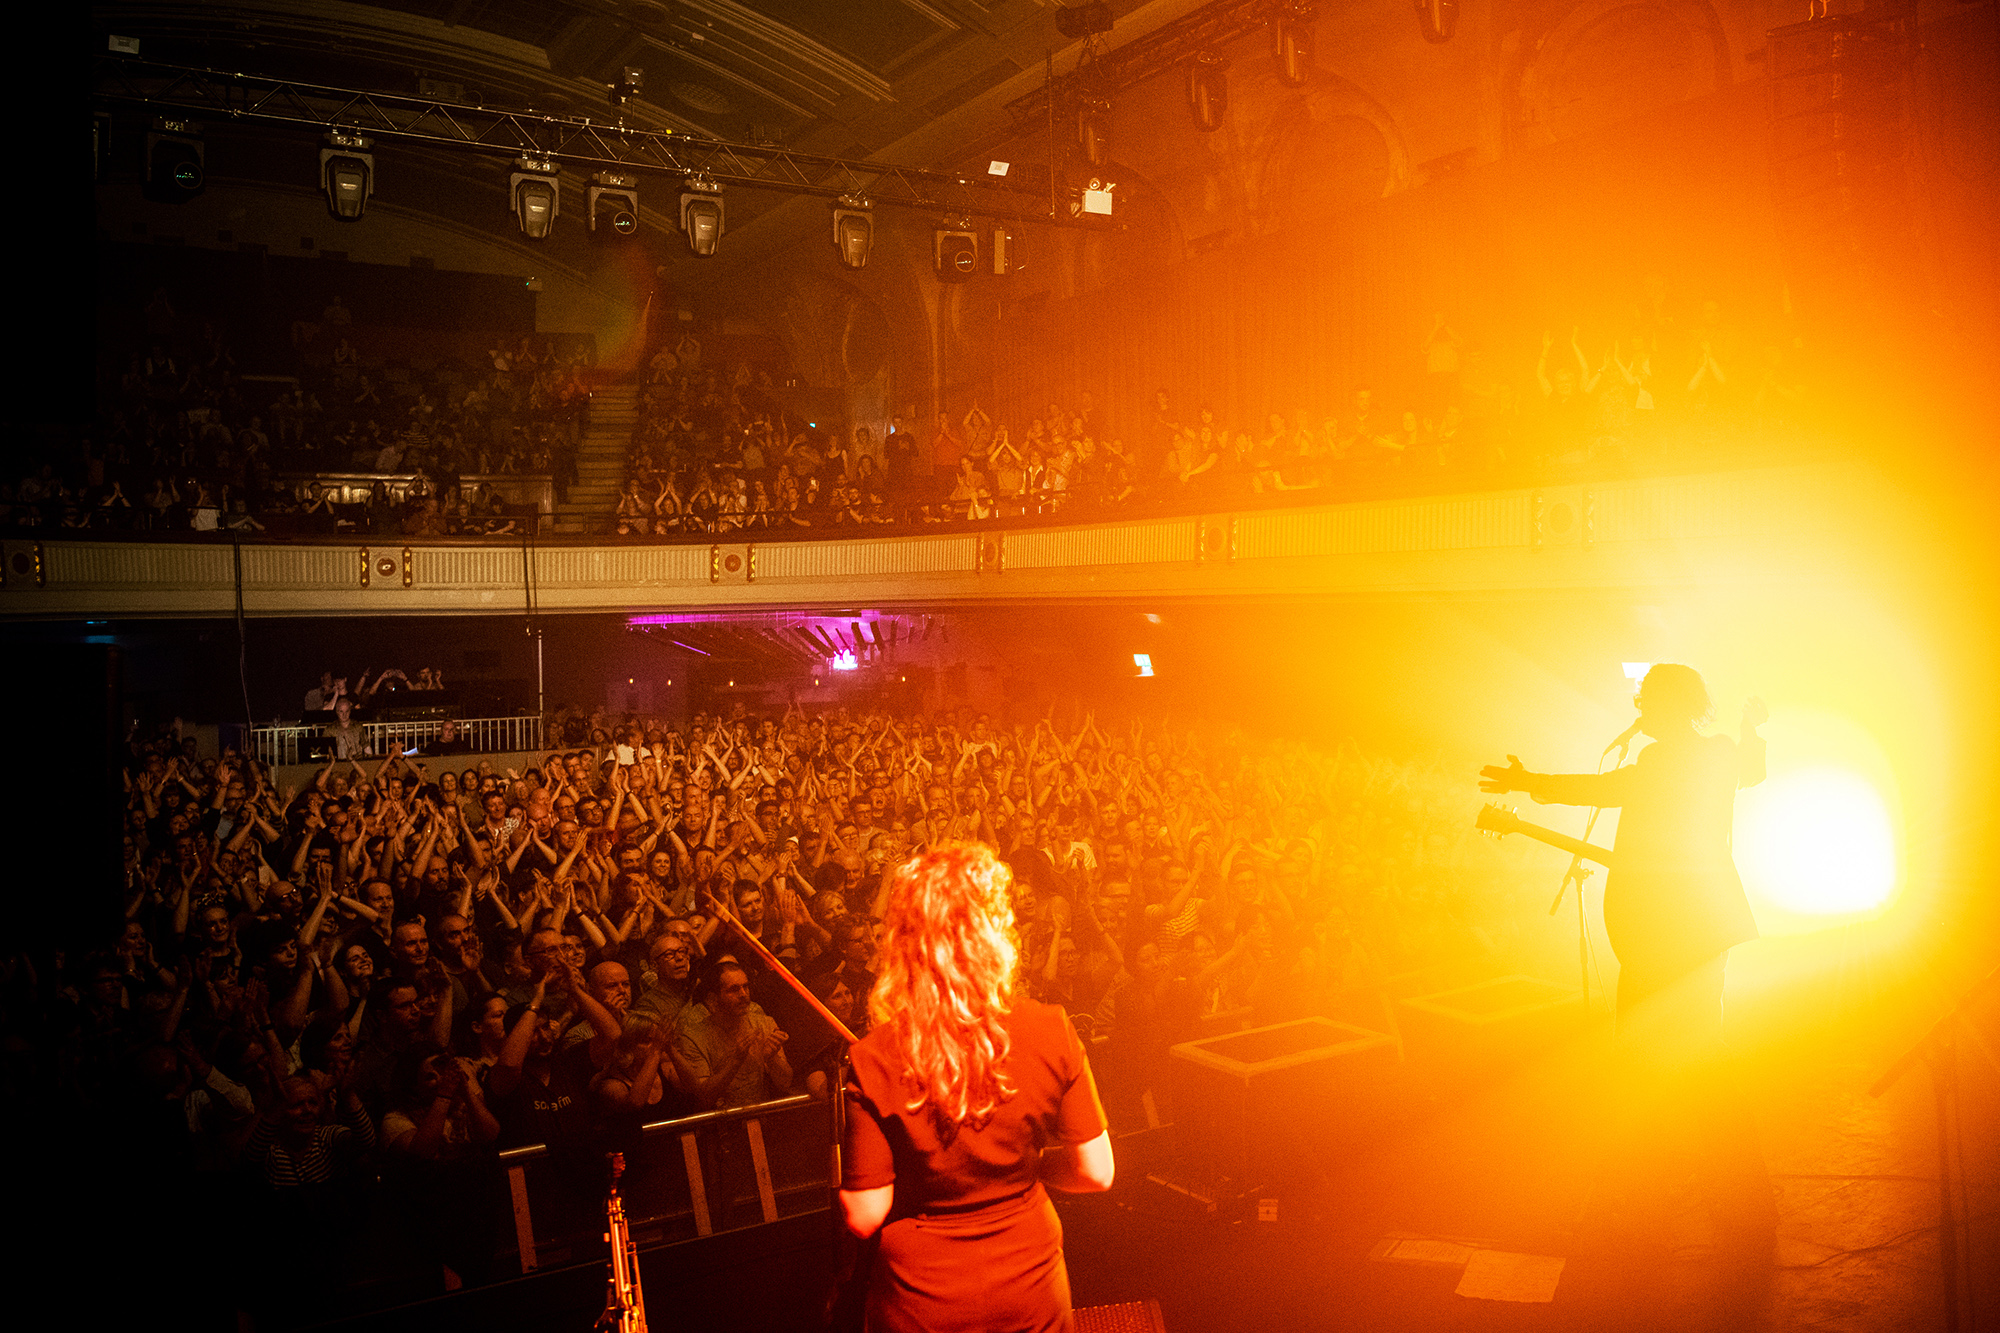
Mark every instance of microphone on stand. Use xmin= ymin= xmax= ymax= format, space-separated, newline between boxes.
xmin=1602 ymin=718 xmax=1643 ymax=756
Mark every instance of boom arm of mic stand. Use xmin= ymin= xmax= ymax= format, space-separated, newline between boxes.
xmin=708 ymin=899 xmax=862 ymax=1046
xmin=1548 ymin=856 xmax=1589 ymax=915
xmin=1550 ymin=740 xmax=1625 ymax=916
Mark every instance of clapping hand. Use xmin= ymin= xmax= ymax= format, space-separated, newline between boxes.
xmin=774 ymin=886 xmax=805 ymax=927
xmin=737 ymin=1027 xmax=788 ymax=1063
xmin=1741 ymin=696 xmax=1768 ymax=732
xmin=434 ymin=1057 xmax=469 ymax=1102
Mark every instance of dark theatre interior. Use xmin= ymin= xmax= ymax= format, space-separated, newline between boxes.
xmin=4 ymin=1 xmax=1996 ymax=1329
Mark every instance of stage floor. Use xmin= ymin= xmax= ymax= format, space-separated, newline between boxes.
xmin=1058 ymin=990 xmax=1996 ymax=1333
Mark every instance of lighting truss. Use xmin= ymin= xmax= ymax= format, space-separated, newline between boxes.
xmin=1000 ymin=0 xmax=1306 ymax=137
xmin=93 ymin=57 xmax=1086 ymax=227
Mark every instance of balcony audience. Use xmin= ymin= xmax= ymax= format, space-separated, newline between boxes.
xmin=609 ymin=272 xmax=1813 ymax=536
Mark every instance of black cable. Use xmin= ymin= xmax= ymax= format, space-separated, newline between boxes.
xmin=1777 ymin=1211 xmax=2000 ymax=1272
xmin=232 ymin=539 xmax=255 ymax=750
xmin=522 ymin=528 xmax=534 ymax=622
xmin=522 ymin=528 xmax=542 ymax=731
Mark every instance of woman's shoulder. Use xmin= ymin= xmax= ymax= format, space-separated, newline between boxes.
xmin=847 ymin=1014 xmax=894 ymax=1059
xmin=1006 ymin=997 xmax=1078 ymax=1047
xmin=846 ymin=1022 xmax=906 ymax=1096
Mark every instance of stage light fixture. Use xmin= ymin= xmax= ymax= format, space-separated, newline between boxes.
xmin=1078 ymin=98 xmax=1111 ymax=168
xmin=319 ymin=132 xmax=374 ymax=220
xmin=588 ymin=172 xmax=640 ymax=237
xmin=1271 ymin=6 xmax=1316 ymax=86
xmin=992 ymin=226 xmax=1020 ymax=275
xmin=509 ymin=156 xmax=560 ymax=239
xmin=1054 ymin=1 xmax=1114 ymax=38
xmin=144 ymin=119 xmax=204 ymax=203
xmin=92 ymin=112 xmax=112 ymax=182
xmin=832 ymin=196 xmax=873 ymax=269
xmin=611 ymin=65 xmax=645 ymax=106
xmin=679 ymin=179 xmax=724 ymax=256
xmin=1415 ymin=0 xmax=1459 ymax=42
xmin=1188 ymin=54 xmax=1229 ymax=132
xmin=1070 ymin=178 xmax=1117 ymax=217
xmin=934 ymin=225 xmax=978 ymax=282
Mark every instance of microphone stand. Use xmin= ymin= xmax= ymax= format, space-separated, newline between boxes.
xmin=1549 ymin=851 xmax=1594 ymax=1019
xmin=1545 ymin=732 xmax=1633 ymax=1019
xmin=597 ymin=1151 xmax=648 ymax=1333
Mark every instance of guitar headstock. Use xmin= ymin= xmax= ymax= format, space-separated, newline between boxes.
xmin=1475 ymin=803 xmax=1522 ymax=838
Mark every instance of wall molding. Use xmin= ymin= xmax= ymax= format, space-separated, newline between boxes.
xmin=0 ymin=464 xmax=1871 ymax=620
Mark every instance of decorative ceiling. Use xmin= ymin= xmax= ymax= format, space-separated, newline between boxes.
xmin=92 ymin=1 xmax=1164 ymax=167
xmin=93 ymin=0 xmax=1193 ymax=267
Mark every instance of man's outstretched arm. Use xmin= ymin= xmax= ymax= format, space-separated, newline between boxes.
xmin=1480 ymin=755 xmax=1638 ymax=808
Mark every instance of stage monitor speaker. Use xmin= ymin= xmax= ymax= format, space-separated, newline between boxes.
xmin=1075 ymin=1298 xmax=1168 ymax=1332
xmin=1396 ymin=974 xmax=1582 ymax=1076
xmin=1169 ymin=1017 xmax=1398 ymax=1187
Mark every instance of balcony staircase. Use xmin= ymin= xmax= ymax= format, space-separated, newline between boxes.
xmin=546 ymin=382 xmax=637 ymax=534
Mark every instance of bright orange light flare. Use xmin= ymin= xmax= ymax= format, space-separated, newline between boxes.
xmin=1737 ymin=765 xmax=1899 ymax=916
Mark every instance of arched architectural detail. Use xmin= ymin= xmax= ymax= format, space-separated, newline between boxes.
xmin=1237 ymin=67 xmax=1414 ymax=236
xmin=770 ymin=274 xmax=893 ymax=390
xmin=1512 ymin=0 xmax=1733 ymax=146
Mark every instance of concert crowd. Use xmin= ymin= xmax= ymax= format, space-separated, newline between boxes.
xmin=17 ymin=693 xmax=1538 ymax=1312
xmin=15 ymin=291 xmax=583 ymax=535
xmin=615 ymin=282 xmax=1814 ymax=533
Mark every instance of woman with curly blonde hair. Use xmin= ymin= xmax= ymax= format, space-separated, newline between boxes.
xmin=840 ymin=843 xmax=1113 ymax=1332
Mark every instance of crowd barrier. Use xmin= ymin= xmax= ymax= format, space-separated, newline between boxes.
xmin=495 ymin=1092 xmax=833 ymax=1275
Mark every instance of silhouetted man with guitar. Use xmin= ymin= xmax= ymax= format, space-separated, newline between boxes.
xmin=1481 ymin=663 xmax=1775 ymax=1247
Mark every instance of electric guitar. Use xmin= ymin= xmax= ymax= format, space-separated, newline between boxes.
xmin=1475 ymin=803 xmax=1617 ymax=869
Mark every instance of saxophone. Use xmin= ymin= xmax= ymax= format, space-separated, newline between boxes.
xmin=597 ymin=1152 xmax=649 ymax=1333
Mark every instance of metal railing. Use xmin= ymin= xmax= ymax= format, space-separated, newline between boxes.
xmin=280 ymin=471 xmax=556 ymax=515
xmin=496 ymin=1093 xmax=832 ymax=1275
xmin=248 ymin=714 xmax=543 ymax=767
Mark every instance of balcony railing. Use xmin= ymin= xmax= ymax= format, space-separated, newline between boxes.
xmin=247 ymin=714 xmax=543 ymax=767
xmin=279 ymin=471 xmax=556 ymax=515
xmin=0 ymin=462 xmax=1873 ymax=621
